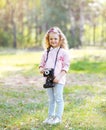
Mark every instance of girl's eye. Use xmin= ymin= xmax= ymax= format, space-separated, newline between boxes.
xmin=49 ymin=38 xmax=58 ymax=40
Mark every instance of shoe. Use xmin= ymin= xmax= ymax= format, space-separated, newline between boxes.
xmin=48 ymin=116 xmax=61 ymax=125
xmin=43 ymin=116 xmax=54 ymax=124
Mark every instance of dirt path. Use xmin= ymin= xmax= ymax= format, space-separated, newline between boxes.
xmin=0 ymin=73 xmax=106 ymax=90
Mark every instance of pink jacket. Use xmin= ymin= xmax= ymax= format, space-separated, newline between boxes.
xmin=39 ymin=47 xmax=70 ymax=85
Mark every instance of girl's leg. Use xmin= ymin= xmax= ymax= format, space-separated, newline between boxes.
xmin=54 ymin=84 xmax=64 ymax=119
xmin=47 ymin=88 xmax=56 ymax=117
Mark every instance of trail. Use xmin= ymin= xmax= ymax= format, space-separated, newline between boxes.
xmin=0 ymin=73 xmax=106 ymax=90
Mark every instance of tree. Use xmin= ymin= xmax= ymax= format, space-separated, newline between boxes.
xmin=41 ymin=0 xmax=68 ymax=31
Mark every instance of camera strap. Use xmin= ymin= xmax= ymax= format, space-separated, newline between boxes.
xmin=45 ymin=47 xmax=50 ymax=63
xmin=53 ymin=47 xmax=61 ymax=70
xmin=45 ymin=47 xmax=61 ymax=70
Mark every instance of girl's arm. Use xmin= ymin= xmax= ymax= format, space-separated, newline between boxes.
xmin=53 ymin=50 xmax=70 ymax=83
xmin=53 ymin=70 xmax=66 ymax=83
xmin=39 ymin=52 xmax=46 ymax=73
xmin=62 ymin=50 xmax=70 ymax=72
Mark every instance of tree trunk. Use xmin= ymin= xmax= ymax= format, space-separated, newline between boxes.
xmin=12 ymin=20 xmax=17 ymax=48
xmin=69 ymin=5 xmax=84 ymax=48
xmin=101 ymin=17 xmax=105 ymax=46
xmin=11 ymin=7 xmax=17 ymax=48
xmin=93 ymin=24 xmax=96 ymax=46
xmin=79 ymin=3 xmax=84 ymax=46
xmin=6 ymin=0 xmax=17 ymax=48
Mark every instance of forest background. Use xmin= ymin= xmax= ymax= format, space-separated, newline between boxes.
xmin=0 ymin=0 xmax=106 ymax=49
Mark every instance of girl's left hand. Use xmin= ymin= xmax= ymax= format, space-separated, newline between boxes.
xmin=53 ymin=77 xmax=59 ymax=83
xmin=53 ymin=70 xmax=66 ymax=83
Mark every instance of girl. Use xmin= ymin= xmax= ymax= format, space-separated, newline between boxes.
xmin=39 ymin=26 xmax=70 ymax=125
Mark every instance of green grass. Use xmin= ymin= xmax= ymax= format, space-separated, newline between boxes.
xmin=70 ymin=58 xmax=106 ymax=74
xmin=0 ymin=48 xmax=106 ymax=129
xmin=0 ymin=48 xmax=106 ymax=77
xmin=0 ymin=84 xmax=106 ymax=130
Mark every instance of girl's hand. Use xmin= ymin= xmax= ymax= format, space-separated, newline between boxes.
xmin=53 ymin=70 xmax=66 ymax=83
xmin=53 ymin=77 xmax=59 ymax=83
xmin=39 ymin=67 xmax=44 ymax=74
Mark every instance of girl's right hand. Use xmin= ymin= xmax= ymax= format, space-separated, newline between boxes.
xmin=39 ymin=67 xmax=44 ymax=74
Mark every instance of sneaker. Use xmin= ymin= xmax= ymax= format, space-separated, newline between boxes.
xmin=48 ymin=116 xmax=61 ymax=125
xmin=43 ymin=116 xmax=54 ymax=124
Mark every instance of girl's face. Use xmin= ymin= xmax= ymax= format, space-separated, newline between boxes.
xmin=49 ymin=32 xmax=60 ymax=48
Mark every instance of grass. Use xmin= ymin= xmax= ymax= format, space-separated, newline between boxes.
xmin=0 ymin=51 xmax=42 ymax=77
xmin=70 ymin=58 xmax=106 ymax=74
xmin=0 ymin=84 xmax=106 ymax=130
xmin=0 ymin=48 xmax=106 ymax=130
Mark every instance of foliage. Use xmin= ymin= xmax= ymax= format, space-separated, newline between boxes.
xmin=0 ymin=0 xmax=106 ymax=48
xmin=0 ymin=29 xmax=13 ymax=47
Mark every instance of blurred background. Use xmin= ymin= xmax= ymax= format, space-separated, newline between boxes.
xmin=0 ymin=1 xmax=106 ymax=129
xmin=0 ymin=0 xmax=106 ymax=49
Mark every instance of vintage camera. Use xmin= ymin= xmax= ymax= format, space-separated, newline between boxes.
xmin=43 ymin=68 xmax=55 ymax=88
xmin=43 ymin=68 xmax=54 ymax=77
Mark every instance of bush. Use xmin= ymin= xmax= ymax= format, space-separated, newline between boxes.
xmin=0 ymin=29 xmax=13 ymax=47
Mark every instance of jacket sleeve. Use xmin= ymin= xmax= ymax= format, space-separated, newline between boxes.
xmin=62 ymin=50 xmax=70 ymax=72
xmin=39 ymin=51 xmax=46 ymax=69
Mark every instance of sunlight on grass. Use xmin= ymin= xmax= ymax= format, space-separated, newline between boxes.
xmin=0 ymin=51 xmax=42 ymax=77
xmin=0 ymin=52 xmax=42 ymax=65
xmin=0 ymin=48 xmax=106 ymax=77
xmin=70 ymin=47 xmax=106 ymax=61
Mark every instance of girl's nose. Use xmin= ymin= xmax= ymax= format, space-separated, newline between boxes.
xmin=52 ymin=39 xmax=55 ymax=42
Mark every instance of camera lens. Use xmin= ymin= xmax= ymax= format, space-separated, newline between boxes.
xmin=45 ymin=70 xmax=49 ymax=75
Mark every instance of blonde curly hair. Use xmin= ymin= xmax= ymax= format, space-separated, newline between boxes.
xmin=42 ymin=26 xmax=68 ymax=50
